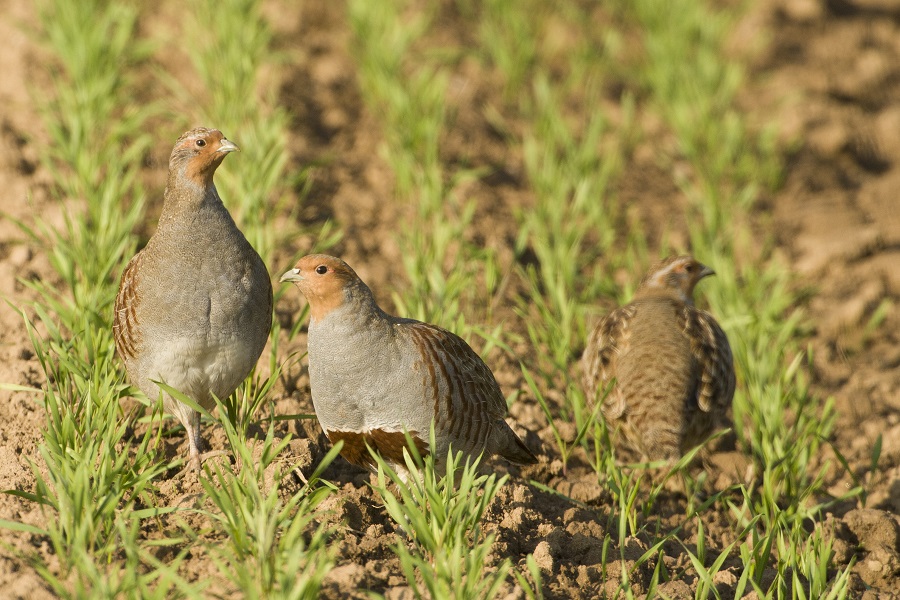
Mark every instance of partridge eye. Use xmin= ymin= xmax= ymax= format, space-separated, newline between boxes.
xmin=315 ymin=265 xmax=328 ymax=275
xmin=196 ymin=139 xmax=206 ymax=147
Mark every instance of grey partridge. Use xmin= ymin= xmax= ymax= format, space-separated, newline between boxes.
xmin=581 ymin=256 xmax=735 ymax=460
xmin=280 ymin=254 xmax=537 ymax=474
xmin=114 ymin=127 xmax=273 ymax=471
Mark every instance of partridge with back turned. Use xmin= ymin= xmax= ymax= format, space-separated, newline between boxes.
xmin=581 ymin=256 xmax=735 ymax=461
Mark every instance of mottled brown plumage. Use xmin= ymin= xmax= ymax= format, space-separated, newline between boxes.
xmin=581 ymin=256 xmax=735 ymax=460
xmin=114 ymin=127 xmax=273 ymax=473
xmin=280 ymin=254 xmax=537 ymax=474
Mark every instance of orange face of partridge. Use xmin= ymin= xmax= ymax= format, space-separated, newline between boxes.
xmin=279 ymin=254 xmax=361 ymax=321
xmin=169 ymin=127 xmax=240 ymax=187
xmin=636 ymin=256 xmax=715 ymax=305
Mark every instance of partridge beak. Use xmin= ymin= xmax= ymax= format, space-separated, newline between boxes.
xmin=217 ymin=138 xmax=240 ymax=154
xmin=699 ymin=265 xmax=716 ymax=279
xmin=279 ymin=268 xmax=304 ymax=283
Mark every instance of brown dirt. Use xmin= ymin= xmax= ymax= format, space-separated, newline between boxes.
xmin=2 ymin=0 xmax=900 ymax=597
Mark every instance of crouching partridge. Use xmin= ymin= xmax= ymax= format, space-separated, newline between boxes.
xmin=114 ymin=127 xmax=273 ymax=472
xmin=581 ymin=256 xmax=735 ymax=461
xmin=280 ymin=254 xmax=537 ymax=473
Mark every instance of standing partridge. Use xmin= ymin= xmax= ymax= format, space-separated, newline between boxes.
xmin=279 ymin=254 xmax=537 ymax=473
xmin=581 ymin=256 xmax=735 ymax=461
xmin=114 ymin=127 xmax=273 ymax=472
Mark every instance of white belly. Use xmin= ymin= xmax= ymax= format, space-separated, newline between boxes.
xmin=135 ymin=334 xmax=260 ymax=413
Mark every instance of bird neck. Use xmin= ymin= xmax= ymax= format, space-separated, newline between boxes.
xmin=158 ymin=170 xmax=224 ymax=226
xmin=310 ymin=283 xmax=384 ymax=328
xmin=634 ymin=286 xmax=695 ymax=306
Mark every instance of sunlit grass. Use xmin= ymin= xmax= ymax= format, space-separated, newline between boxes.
xmin=370 ymin=432 xmax=518 ymax=599
xmin=180 ymin=0 xmax=291 ymax=261
xmin=199 ymin=395 xmax=340 ymax=599
xmin=347 ymin=0 xmax=500 ymax=335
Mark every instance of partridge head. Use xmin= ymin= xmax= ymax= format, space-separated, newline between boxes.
xmin=637 ymin=255 xmax=716 ymax=304
xmin=114 ymin=127 xmax=273 ymax=475
xmin=581 ymin=255 xmax=734 ymax=461
xmin=280 ymin=254 xmax=537 ymax=474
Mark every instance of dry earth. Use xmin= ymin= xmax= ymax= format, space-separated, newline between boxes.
xmin=1 ymin=0 xmax=900 ymax=598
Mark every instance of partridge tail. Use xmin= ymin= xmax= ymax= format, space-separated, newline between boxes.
xmin=494 ymin=424 xmax=538 ymax=465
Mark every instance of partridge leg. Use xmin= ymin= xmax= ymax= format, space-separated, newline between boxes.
xmin=176 ymin=411 xmax=222 ymax=481
xmin=187 ymin=410 xmax=203 ymax=473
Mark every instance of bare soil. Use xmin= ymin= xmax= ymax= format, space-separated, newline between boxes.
xmin=2 ymin=0 xmax=900 ymax=598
